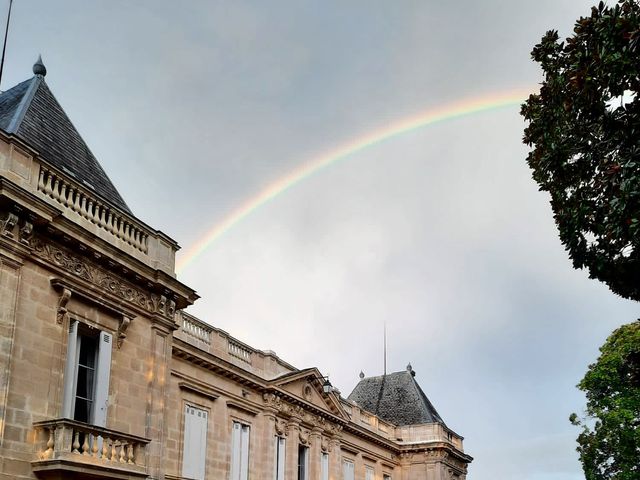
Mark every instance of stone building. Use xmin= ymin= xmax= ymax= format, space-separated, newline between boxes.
xmin=0 ymin=59 xmax=472 ymax=480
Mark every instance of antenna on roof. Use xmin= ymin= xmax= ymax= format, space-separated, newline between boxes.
xmin=0 ymin=0 xmax=13 ymax=89
xmin=383 ymin=321 xmax=387 ymax=375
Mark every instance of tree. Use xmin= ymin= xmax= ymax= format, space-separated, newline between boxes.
xmin=521 ymin=0 xmax=640 ymax=301
xmin=570 ymin=320 xmax=640 ymax=480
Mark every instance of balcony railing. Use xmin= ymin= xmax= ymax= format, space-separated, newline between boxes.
xmin=37 ymin=166 xmax=151 ymax=254
xmin=32 ymin=418 xmax=150 ymax=479
xmin=181 ymin=313 xmax=212 ymax=344
xmin=228 ymin=339 xmax=252 ymax=364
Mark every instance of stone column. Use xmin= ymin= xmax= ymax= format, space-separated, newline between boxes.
xmin=329 ymin=436 xmax=342 ymax=480
xmin=144 ymin=324 xmax=172 ymax=479
xmin=285 ymin=418 xmax=301 ymax=479
xmin=262 ymin=409 xmax=278 ymax=480
xmin=308 ymin=427 xmax=322 ymax=479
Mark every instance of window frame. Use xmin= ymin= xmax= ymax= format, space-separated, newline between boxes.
xmin=181 ymin=403 xmax=209 ymax=480
xmin=230 ymin=420 xmax=250 ymax=480
xmin=320 ymin=451 xmax=329 ymax=480
xmin=274 ymin=436 xmax=285 ymax=480
xmin=342 ymin=459 xmax=355 ymax=480
xmin=62 ymin=319 xmax=112 ymax=427
xmin=297 ymin=443 xmax=309 ymax=480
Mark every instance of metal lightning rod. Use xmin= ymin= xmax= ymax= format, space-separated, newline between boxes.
xmin=383 ymin=322 xmax=387 ymax=375
xmin=0 ymin=0 xmax=13 ymax=89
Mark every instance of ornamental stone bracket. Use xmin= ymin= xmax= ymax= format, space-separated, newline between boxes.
xmin=299 ymin=429 xmax=310 ymax=445
xmin=116 ymin=316 xmax=132 ymax=349
xmin=55 ymin=287 xmax=71 ymax=324
xmin=0 ymin=212 xmax=18 ymax=238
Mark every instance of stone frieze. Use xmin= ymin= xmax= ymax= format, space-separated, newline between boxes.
xmin=31 ymin=236 xmax=175 ymax=320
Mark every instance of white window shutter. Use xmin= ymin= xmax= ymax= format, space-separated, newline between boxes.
xmin=304 ymin=447 xmax=310 ymax=480
xmin=321 ymin=452 xmax=329 ymax=480
xmin=366 ymin=467 xmax=374 ymax=480
xmin=275 ymin=437 xmax=285 ymax=480
xmin=62 ymin=320 xmax=79 ymax=418
xmin=240 ymin=425 xmax=250 ymax=480
xmin=230 ymin=422 xmax=242 ymax=480
xmin=343 ymin=461 xmax=355 ymax=480
xmin=92 ymin=331 xmax=112 ymax=427
xmin=182 ymin=405 xmax=208 ymax=480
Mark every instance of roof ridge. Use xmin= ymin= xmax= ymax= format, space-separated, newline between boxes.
xmin=6 ymin=76 xmax=40 ymax=133
xmin=409 ymin=374 xmax=445 ymax=425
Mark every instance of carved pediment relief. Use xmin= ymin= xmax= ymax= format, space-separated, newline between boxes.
xmin=263 ymin=392 xmax=345 ymax=437
xmin=269 ymin=368 xmax=348 ymax=420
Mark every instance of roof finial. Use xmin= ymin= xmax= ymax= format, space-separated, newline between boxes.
xmin=406 ymin=363 xmax=415 ymax=376
xmin=33 ymin=55 xmax=46 ymax=77
xmin=359 ymin=371 xmax=365 ymax=379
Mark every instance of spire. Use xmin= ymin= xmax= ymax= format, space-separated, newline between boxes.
xmin=33 ymin=55 xmax=46 ymax=77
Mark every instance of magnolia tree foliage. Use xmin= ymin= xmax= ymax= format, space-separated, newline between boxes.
xmin=570 ymin=320 xmax=640 ymax=480
xmin=521 ymin=0 xmax=640 ymax=301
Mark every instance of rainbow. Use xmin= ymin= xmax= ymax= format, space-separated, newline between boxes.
xmin=176 ymin=87 xmax=532 ymax=274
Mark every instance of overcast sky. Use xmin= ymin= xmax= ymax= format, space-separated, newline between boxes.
xmin=4 ymin=1 xmax=639 ymax=479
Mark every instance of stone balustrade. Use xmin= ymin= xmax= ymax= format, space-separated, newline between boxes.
xmin=175 ymin=312 xmax=296 ymax=379
xmin=37 ymin=166 xmax=150 ymax=253
xmin=228 ymin=339 xmax=252 ymax=364
xmin=181 ymin=313 xmax=212 ymax=344
xmin=32 ymin=418 xmax=150 ymax=476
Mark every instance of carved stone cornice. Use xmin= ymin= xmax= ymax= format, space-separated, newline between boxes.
xmin=33 ymin=236 xmax=176 ymax=322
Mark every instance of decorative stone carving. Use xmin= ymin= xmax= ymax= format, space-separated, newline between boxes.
xmin=274 ymin=418 xmax=287 ymax=436
xmin=19 ymin=221 xmax=33 ymax=245
xmin=117 ymin=316 xmax=131 ymax=349
xmin=321 ymin=436 xmax=331 ymax=452
xmin=31 ymin=236 xmax=176 ymax=321
xmin=302 ymin=383 xmax=313 ymax=401
xmin=299 ymin=429 xmax=310 ymax=445
xmin=56 ymin=288 xmax=72 ymax=324
xmin=263 ymin=393 xmax=283 ymax=411
xmin=0 ymin=212 xmax=18 ymax=238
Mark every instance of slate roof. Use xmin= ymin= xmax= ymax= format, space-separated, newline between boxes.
xmin=0 ymin=67 xmax=131 ymax=213
xmin=347 ymin=367 xmax=445 ymax=427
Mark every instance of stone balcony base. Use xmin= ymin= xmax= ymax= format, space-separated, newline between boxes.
xmin=32 ymin=419 xmax=150 ymax=480
xmin=32 ymin=458 xmax=149 ymax=480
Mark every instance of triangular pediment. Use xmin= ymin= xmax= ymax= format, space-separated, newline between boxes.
xmin=269 ymin=368 xmax=349 ymax=420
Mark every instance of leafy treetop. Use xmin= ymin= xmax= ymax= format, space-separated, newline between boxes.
xmin=521 ymin=0 xmax=640 ymax=301
xmin=570 ymin=320 xmax=640 ymax=480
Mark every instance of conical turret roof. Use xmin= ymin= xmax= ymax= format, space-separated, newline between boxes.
xmin=0 ymin=59 xmax=130 ymax=212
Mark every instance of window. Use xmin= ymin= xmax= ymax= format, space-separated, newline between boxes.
xmin=297 ymin=444 xmax=309 ymax=480
xmin=383 ymin=475 xmax=392 ymax=480
xmin=321 ymin=452 xmax=329 ymax=480
xmin=230 ymin=422 xmax=250 ymax=480
xmin=182 ymin=405 xmax=208 ymax=480
xmin=343 ymin=459 xmax=354 ymax=480
xmin=62 ymin=320 xmax=112 ymax=426
xmin=274 ymin=437 xmax=285 ymax=480
xmin=365 ymin=466 xmax=374 ymax=480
